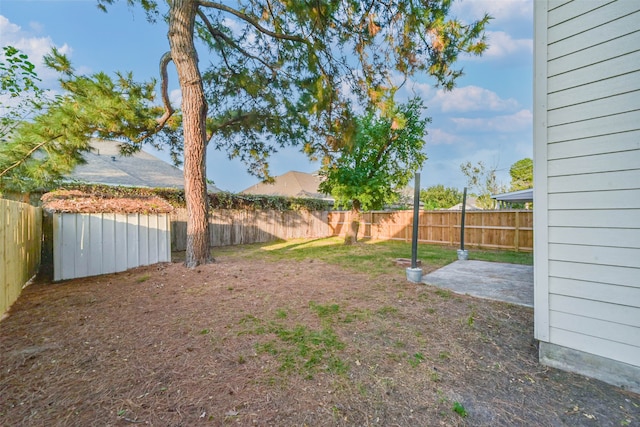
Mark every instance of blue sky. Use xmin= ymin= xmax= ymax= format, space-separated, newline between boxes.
xmin=0 ymin=0 xmax=533 ymax=193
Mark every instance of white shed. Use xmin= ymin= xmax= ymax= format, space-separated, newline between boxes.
xmin=43 ymin=190 xmax=173 ymax=281
xmin=534 ymin=1 xmax=640 ymax=392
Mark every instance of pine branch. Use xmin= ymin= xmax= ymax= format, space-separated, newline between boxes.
xmin=197 ymin=1 xmax=307 ymax=43
xmin=0 ymin=134 xmax=62 ymax=178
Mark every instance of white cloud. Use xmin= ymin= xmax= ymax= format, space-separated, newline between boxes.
xmin=451 ymin=109 xmax=532 ymax=133
xmin=431 ymin=85 xmax=519 ymax=113
xmin=169 ymin=88 xmax=182 ymax=107
xmin=427 ymin=128 xmax=460 ymax=145
xmin=482 ymin=31 xmax=532 ymax=59
xmin=0 ymin=15 xmax=72 ymax=86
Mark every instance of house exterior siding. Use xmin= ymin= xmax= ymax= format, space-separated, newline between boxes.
xmin=534 ymin=0 xmax=640 ymax=392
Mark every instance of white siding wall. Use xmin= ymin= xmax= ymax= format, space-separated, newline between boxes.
xmin=53 ymin=212 xmax=171 ymax=281
xmin=535 ymin=0 xmax=640 ymax=390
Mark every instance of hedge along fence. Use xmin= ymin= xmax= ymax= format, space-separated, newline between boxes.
xmin=0 ymin=199 xmax=42 ymax=317
xmin=57 ymin=185 xmax=334 ymax=251
xmin=42 ymin=190 xmax=173 ymax=281
xmin=328 ymin=209 xmax=533 ymax=252
xmin=171 ymin=209 xmax=330 ymax=250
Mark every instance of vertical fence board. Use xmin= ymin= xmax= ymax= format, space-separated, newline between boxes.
xmin=0 ymin=201 xmax=6 ymax=313
xmin=171 ymin=209 xmax=332 ymax=251
xmin=328 ymin=210 xmax=533 ymax=252
xmin=1 ymin=200 xmax=42 ymax=317
xmin=167 ymin=208 xmax=530 ymax=252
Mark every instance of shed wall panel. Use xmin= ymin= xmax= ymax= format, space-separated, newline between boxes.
xmin=126 ymin=214 xmax=139 ymax=269
xmin=53 ymin=213 xmax=171 ymax=281
xmin=114 ymin=214 xmax=128 ymax=273
xmin=148 ymin=215 xmax=159 ymax=264
xmin=138 ymin=215 xmax=149 ymax=267
xmin=89 ymin=214 xmax=103 ymax=277
xmin=102 ymin=213 xmax=116 ymax=274
xmin=60 ymin=214 xmax=76 ymax=280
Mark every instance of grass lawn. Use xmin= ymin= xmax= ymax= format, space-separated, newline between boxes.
xmin=214 ymin=237 xmax=533 ymax=276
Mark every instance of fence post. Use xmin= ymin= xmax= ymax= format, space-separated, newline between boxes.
xmin=515 ymin=211 xmax=520 ymax=252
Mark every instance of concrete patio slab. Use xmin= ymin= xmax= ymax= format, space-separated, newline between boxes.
xmin=422 ymin=260 xmax=534 ymax=307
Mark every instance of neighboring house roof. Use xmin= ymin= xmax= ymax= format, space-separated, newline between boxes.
xmin=491 ymin=188 xmax=533 ymax=204
xmin=448 ymin=196 xmax=482 ymax=210
xmin=240 ymin=170 xmax=333 ymax=201
xmin=68 ymin=139 xmax=221 ymax=192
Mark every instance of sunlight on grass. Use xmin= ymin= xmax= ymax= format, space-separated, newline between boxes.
xmin=231 ymin=237 xmax=532 ymax=277
xmin=181 ymin=238 xmax=533 ymax=275
xmin=260 ymin=237 xmax=343 ymax=252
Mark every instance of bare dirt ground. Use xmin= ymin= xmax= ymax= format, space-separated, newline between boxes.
xmin=1 ymin=250 xmax=638 ymax=426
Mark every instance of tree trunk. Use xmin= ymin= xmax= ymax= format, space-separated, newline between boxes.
xmin=168 ymin=0 xmax=211 ymax=267
xmin=344 ymin=199 xmax=361 ymax=245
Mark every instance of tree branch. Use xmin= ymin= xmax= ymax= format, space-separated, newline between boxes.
xmin=0 ymin=135 xmax=62 ymax=178
xmin=197 ymin=1 xmax=306 ymax=43
xmin=196 ymin=10 xmax=278 ymax=73
xmin=127 ymin=52 xmax=176 ymax=145
xmin=157 ymin=51 xmax=175 ymax=128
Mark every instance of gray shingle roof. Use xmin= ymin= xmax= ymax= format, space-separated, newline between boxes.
xmin=68 ymin=139 xmax=221 ymax=192
xmin=240 ymin=170 xmax=333 ymax=201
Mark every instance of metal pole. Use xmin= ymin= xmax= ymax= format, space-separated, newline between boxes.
xmin=411 ymin=173 xmax=420 ymax=268
xmin=460 ymin=187 xmax=467 ymax=251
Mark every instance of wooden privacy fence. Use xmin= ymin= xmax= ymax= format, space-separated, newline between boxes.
xmin=171 ymin=209 xmax=330 ymax=251
xmin=1 ymin=199 xmax=42 ymax=317
xmin=51 ymin=212 xmax=171 ymax=281
xmin=328 ymin=210 xmax=533 ymax=251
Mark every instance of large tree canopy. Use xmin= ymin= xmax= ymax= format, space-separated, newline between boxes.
xmin=319 ymin=98 xmax=429 ymax=243
xmin=6 ymin=0 xmax=489 ymax=266
xmin=420 ymin=184 xmax=462 ymax=210
xmin=509 ymin=157 xmax=533 ymax=191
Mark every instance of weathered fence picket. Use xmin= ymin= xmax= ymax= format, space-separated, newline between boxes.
xmin=327 ymin=210 xmax=533 ymax=252
xmin=0 ymin=199 xmax=42 ymax=317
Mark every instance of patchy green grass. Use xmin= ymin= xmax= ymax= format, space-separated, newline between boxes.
xmin=239 ymin=302 xmax=349 ymax=378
